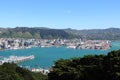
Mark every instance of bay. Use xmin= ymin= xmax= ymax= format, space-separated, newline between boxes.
xmin=0 ymin=41 xmax=120 ymax=69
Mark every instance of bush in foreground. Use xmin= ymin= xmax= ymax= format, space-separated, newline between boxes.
xmin=0 ymin=63 xmax=47 ymax=80
xmin=48 ymin=50 xmax=120 ymax=80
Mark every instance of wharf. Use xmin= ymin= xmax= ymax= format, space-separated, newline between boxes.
xmin=0 ymin=55 xmax=35 ymax=65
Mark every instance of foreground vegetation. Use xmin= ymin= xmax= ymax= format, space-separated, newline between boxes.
xmin=48 ymin=49 xmax=120 ymax=80
xmin=0 ymin=63 xmax=47 ymax=80
xmin=0 ymin=49 xmax=120 ymax=80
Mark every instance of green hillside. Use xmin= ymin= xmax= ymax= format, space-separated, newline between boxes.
xmin=0 ymin=27 xmax=120 ymax=40
xmin=0 ymin=27 xmax=72 ymax=39
xmin=64 ymin=28 xmax=120 ymax=40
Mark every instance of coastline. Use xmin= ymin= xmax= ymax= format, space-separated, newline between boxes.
xmin=0 ymin=41 xmax=120 ymax=70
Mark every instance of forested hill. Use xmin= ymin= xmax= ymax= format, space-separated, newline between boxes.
xmin=64 ymin=28 xmax=120 ymax=40
xmin=0 ymin=27 xmax=74 ymax=39
xmin=0 ymin=27 xmax=120 ymax=40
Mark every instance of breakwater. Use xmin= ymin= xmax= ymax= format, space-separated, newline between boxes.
xmin=0 ymin=55 xmax=34 ymax=65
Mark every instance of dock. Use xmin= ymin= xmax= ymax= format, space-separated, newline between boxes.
xmin=0 ymin=55 xmax=35 ymax=65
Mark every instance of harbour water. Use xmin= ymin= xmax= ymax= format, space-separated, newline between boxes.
xmin=0 ymin=41 xmax=120 ymax=69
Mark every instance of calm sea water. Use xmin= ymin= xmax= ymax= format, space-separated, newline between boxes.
xmin=0 ymin=41 xmax=120 ymax=68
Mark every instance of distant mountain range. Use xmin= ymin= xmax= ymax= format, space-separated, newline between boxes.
xmin=0 ymin=27 xmax=120 ymax=40
xmin=65 ymin=28 xmax=120 ymax=40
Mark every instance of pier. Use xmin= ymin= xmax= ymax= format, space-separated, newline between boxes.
xmin=0 ymin=55 xmax=35 ymax=65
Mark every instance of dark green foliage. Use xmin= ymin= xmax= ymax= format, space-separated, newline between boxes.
xmin=33 ymin=32 xmax=41 ymax=39
xmin=0 ymin=63 xmax=47 ymax=80
xmin=22 ymin=32 xmax=33 ymax=38
xmin=48 ymin=50 xmax=120 ymax=80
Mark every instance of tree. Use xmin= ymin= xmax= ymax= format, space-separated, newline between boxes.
xmin=33 ymin=32 xmax=41 ymax=39
xmin=23 ymin=32 xmax=33 ymax=38
xmin=17 ymin=32 xmax=23 ymax=38
xmin=0 ymin=63 xmax=47 ymax=80
xmin=48 ymin=50 xmax=120 ymax=80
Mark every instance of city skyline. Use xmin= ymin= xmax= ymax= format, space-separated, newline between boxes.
xmin=0 ymin=0 xmax=120 ymax=29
